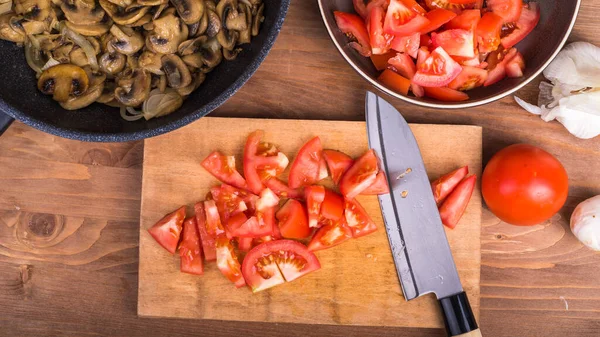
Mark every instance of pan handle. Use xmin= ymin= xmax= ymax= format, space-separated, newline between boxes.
xmin=0 ymin=111 xmax=14 ymax=136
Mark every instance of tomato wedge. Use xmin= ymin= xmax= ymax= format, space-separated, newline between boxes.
xmin=242 ymin=240 xmax=321 ymax=292
xmin=264 ymin=177 xmax=303 ymax=199
xmin=388 ymin=52 xmax=424 ymax=97
xmin=308 ymin=218 xmax=353 ymax=251
xmin=367 ymin=5 xmax=393 ymax=54
xmin=390 ymin=32 xmax=420 ymax=58
xmin=448 ymin=66 xmax=488 ymax=91
xmin=276 ymin=199 xmax=311 ymax=239
xmin=256 ymin=188 xmax=280 ymax=212
xmin=423 ymin=86 xmax=469 ymax=101
xmin=243 ymin=130 xmax=267 ymax=194
xmin=432 ymin=29 xmax=475 ymax=58
xmin=505 ymin=51 xmax=525 ymax=78
xmin=421 ymin=8 xmax=456 ymax=34
xmin=487 ymin=0 xmax=522 ymax=23
xmin=318 ymin=156 xmax=329 ymax=181
xmin=288 ymin=136 xmax=323 ymax=189
xmin=384 ymin=0 xmax=427 ymax=35
xmin=370 ymin=51 xmax=395 ymax=70
xmin=484 ymin=47 xmax=517 ymax=86
xmin=501 ymin=2 xmax=540 ymax=49
xmin=321 ymin=189 xmax=345 ymax=221
xmin=194 ymin=202 xmax=216 ymax=261
xmin=416 ymin=46 xmax=430 ymax=67
xmin=412 ymin=47 xmax=462 ymax=87
xmin=305 ymin=185 xmax=326 ymax=228
xmin=425 ymin=0 xmax=482 ymax=13
xmin=204 ymin=200 xmax=226 ymax=237
xmin=345 ymin=198 xmax=378 ymax=238
xmin=323 ymin=149 xmax=354 ymax=185
xmin=361 ymin=171 xmax=390 ymax=195
xmin=431 ymin=166 xmax=468 ymax=204
xmin=476 ymin=12 xmax=503 ymax=53
xmin=334 ymin=11 xmax=372 ymax=57
xmin=439 ymin=175 xmax=476 ymax=229
xmin=340 ymin=149 xmax=379 ymax=199
xmin=148 ymin=206 xmax=186 ymax=254
xmin=216 ymin=236 xmax=246 ymax=287
xmin=445 ymin=9 xmax=480 ymax=31
xmin=179 ymin=217 xmax=204 ymax=275
xmin=378 ymin=69 xmax=411 ymax=96
xmin=201 ymin=152 xmax=247 ymax=191
xmin=212 ymin=184 xmax=248 ymax=224
xmin=237 ymin=237 xmax=253 ymax=252
xmin=255 ymin=152 xmax=289 ymax=182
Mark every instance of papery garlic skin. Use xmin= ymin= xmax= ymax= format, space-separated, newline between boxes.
xmin=570 ymin=195 xmax=600 ymax=251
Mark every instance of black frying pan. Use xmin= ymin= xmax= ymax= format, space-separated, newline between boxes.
xmin=0 ymin=0 xmax=290 ymax=142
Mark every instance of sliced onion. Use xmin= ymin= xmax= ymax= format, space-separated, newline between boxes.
xmin=120 ymin=106 xmax=144 ymax=121
xmin=42 ymin=57 xmax=60 ymax=70
xmin=24 ymin=41 xmax=45 ymax=75
xmin=142 ymin=88 xmax=183 ymax=120
xmin=60 ymin=23 xmax=99 ymax=71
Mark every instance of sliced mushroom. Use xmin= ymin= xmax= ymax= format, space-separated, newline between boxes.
xmin=10 ymin=15 xmax=47 ymax=35
xmin=177 ymin=35 xmax=205 ymax=55
xmin=152 ymin=3 xmax=168 ymax=20
xmin=158 ymin=74 xmax=167 ymax=92
xmin=192 ymin=4 xmax=209 ymax=36
xmin=52 ymin=42 xmax=74 ymax=63
xmin=223 ymin=0 xmax=246 ymax=31
xmin=61 ymin=0 xmax=106 ymax=25
xmin=0 ymin=13 xmax=24 ymax=42
xmin=64 ymin=20 xmax=110 ymax=36
xmin=69 ymin=46 xmax=90 ymax=67
xmin=251 ymin=2 xmax=263 ymax=37
xmin=14 ymin=0 xmax=51 ymax=21
xmin=126 ymin=53 xmax=138 ymax=68
xmin=99 ymin=52 xmax=125 ymax=75
xmin=87 ymin=36 xmax=101 ymax=54
xmin=37 ymin=64 xmax=89 ymax=102
xmin=170 ymin=0 xmax=203 ymax=25
xmin=130 ymin=13 xmax=152 ymax=27
xmin=176 ymin=71 xmax=204 ymax=96
xmin=0 ymin=1 xmax=13 ymax=16
xmin=96 ymin=80 xmax=116 ymax=103
xmin=215 ymin=0 xmax=237 ymax=50
xmin=60 ymin=71 xmax=105 ymax=109
xmin=115 ymin=68 xmax=151 ymax=106
xmin=109 ymin=24 xmax=143 ymax=55
xmin=223 ymin=46 xmax=241 ymax=61
xmin=161 ymin=54 xmax=191 ymax=88
xmin=138 ymin=50 xmax=164 ymax=74
xmin=204 ymin=0 xmax=215 ymax=11
xmin=146 ymin=12 xmax=188 ymax=54
xmin=182 ymin=52 xmax=202 ymax=68
xmin=198 ymin=36 xmax=221 ymax=71
xmin=138 ymin=0 xmax=166 ymax=5
xmin=99 ymin=0 xmax=149 ymax=25
xmin=205 ymin=7 xmax=219 ymax=37
xmin=105 ymin=0 xmax=132 ymax=7
xmin=237 ymin=2 xmax=251 ymax=44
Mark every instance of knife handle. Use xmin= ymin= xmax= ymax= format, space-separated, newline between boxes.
xmin=439 ymin=291 xmax=481 ymax=337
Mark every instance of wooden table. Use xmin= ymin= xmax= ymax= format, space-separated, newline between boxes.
xmin=1 ymin=1 xmax=599 ymax=336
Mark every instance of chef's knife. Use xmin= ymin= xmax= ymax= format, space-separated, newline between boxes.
xmin=366 ymin=92 xmax=481 ymax=337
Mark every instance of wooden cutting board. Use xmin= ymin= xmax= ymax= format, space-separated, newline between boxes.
xmin=138 ymin=117 xmax=482 ymax=328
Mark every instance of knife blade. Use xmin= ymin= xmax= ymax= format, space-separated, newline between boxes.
xmin=366 ymin=92 xmax=481 ymax=337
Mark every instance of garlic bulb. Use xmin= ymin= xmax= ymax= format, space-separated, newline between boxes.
xmin=570 ymin=195 xmax=600 ymax=251
xmin=515 ymin=42 xmax=600 ymax=139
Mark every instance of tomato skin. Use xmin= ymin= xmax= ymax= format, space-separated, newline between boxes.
xmin=212 ymin=184 xmax=248 ymax=225
xmin=505 ymin=51 xmax=525 ymax=78
xmin=339 ymin=150 xmax=380 ymax=199
xmin=361 ymin=171 xmax=390 ymax=195
xmin=244 ymin=130 xmax=267 ymax=194
xmin=288 ymin=136 xmax=323 ymax=189
xmin=201 ymin=152 xmax=248 ymax=191
xmin=323 ymin=149 xmax=354 ymax=185
xmin=321 ymin=189 xmax=345 ymax=221
xmin=423 ymin=86 xmax=469 ymax=101
xmin=431 ymin=29 xmax=475 ymax=58
xmin=445 ymin=9 xmax=480 ymax=31
xmin=390 ymin=32 xmax=420 ymax=58
xmin=194 ymin=202 xmax=216 ymax=261
xmin=179 ymin=217 xmax=204 ymax=275
xmin=439 ymin=175 xmax=476 ymax=229
xmin=448 ymin=66 xmax=487 ymax=91
xmin=388 ymin=52 xmax=424 ymax=97
xmin=345 ymin=198 xmax=378 ymax=238
xmin=216 ymin=235 xmax=246 ymax=288
xmin=378 ymin=69 xmax=411 ymax=96
xmin=148 ymin=206 xmax=186 ymax=254
xmin=334 ymin=11 xmax=372 ymax=57
xmin=305 ymin=185 xmax=326 ymax=228
xmin=276 ymin=199 xmax=311 ymax=239
xmin=425 ymin=0 xmax=482 ymax=13
xmin=412 ymin=47 xmax=463 ymax=87
xmin=237 ymin=237 xmax=254 ymax=252
xmin=370 ymin=52 xmax=395 ymax=71
xmin=486 ymin=0 xmax=522 ymax=23
xmin=367 ymin=5 xmax=393 ymax=54
xmin=421 ymin=8 xmax=456 ymax=34
xmin=482 ymin=144 xmax=569 ymax=226
xmin=501 ymin=2 xmax=540 ymax=49
xmin=308 ymin=218 xmax=353 ymax=251
xmin=484 ymin=47 xmax=517 ymax=86
xmin=475 ymin=12 xmax=503 ymax=53
xmin=264 ymin=177 xmax=304 ymax=199
xmin=431 ymin=166 xmax=469 ymax=204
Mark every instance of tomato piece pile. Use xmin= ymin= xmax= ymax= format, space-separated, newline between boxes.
xmin=147 ymin=131 xmax=390 ymax=292
xmin=430 ymin=165 xmax=476 ymax=228
xmin=334 ymin=0 xmax=540 ymax=101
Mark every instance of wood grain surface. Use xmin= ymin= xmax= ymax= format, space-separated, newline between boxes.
xmin=138 ymin=118 xmax=482 ymax=327
xmin=1 ymin=0 xmax=600 ymax=336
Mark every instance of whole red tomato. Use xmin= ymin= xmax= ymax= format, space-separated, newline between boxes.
xmin=482 ymin=144 xmax=569 ymax=226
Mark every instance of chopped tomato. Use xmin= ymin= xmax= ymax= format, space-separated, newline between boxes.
xmin=256 ymin=188 xmax=280 ymax=212
xmin=305 ymin=185 xmax=326 ymax=228
xmin=148 ymin=206 xmax=186 ymax=254
xmin=276 ymin=199 xmax=311 ymax=239
xmin=412 ymin=47 xmax=462 ymax=87
xmin=345 ymin=198 xmax=378 ymax=238
xmin=264 ymin=177 xmax=303 ymax=199
xmin=421 ymin=8 xmax=456 ymax=34
xmin=318 ymin=156 xmax=328 ymax=181
xmin=321 ymin=189 xmax=345 ymax=221
xmin=423 ymin=86 xmax=469 ymax=101
xmin=201 ymin=152 xmax=248 ymax=191
xmin=432 ymin=29 xmax=475 ymax=58
xmin=216 ymin=236 xmax=246 ymax=287
xmin=486 ymin=0 xmax=522 ymax=23
xmin=179 ymin=217 xmax=204 ymax=275
xmin=454 ymin=54 xmax=481 ymax=67
xmin=484 ymin=47 xmax=517 ymax=86
xmin=361 ymin=171 xmax=390 ymax=195
xmin=353 ymin=0 xmax=369 ymax=18
xmin=388 ymin=14 xmax=430 ymax=37
xmin=370 ymin=52 xmax=395 ymax=70
xmin=431 ymin=166 xmax=468 ymax=204
xmin=229 ymin=211 xmax=273 ymax=238
xmin=242 ymin=240 xmax=321 ymax=292
xmin=445 ymin=9 xmax=480 ymax=31
xmin=243 ymin=130 xmax=266 ymax=194
xmin=367 ymin=5 xmax=393 ymax=54
xmin=390 ymin=32 xmax=420 ymax=57
xmin=213 ymin=184 xmax=248 ymax=224
xmin=334 ymin=11 xmax=372 ymax=57
xmin=387 ymin=52 xmax=424 ymax=97
xmin=384 ymin=0 xmax=427 ymax=35
xmin=448 ymin=66 xmax=488 ymax=90
xmin=288 ymin=136 xmax=323 ymax=189
xmin=204 ymin=200 xmax=227 ymax=237
xmin=424 ymin=0 xmax=483 ymax=13
xmin=323 ymin=149 xmax=354 ymax=185
xmin=378 ymin=69 xmax=411 ymax=95
xmin=505 ymin=51 xmax=525 ymax=78
xmin=271 ymin=217 xmax=283 ymax=239
xmin=237 ymin=237 xmax=253 ymax=252
xmin=476 ymin=12 xmax=503 ymax=53
xmin=439 ymin=175 xmax=476 ymax=229
xmin=416 ymin=46 xmax=430 ymax=67
xmin=501 ymin=2 xmax=540 ymax=49
xmin=255 ymin=152 xmax=289 ymax=182
xmin=340 ymin=150 xmax=380 ymax=199
xmin=308 ymin=218 xmax=353 ymax=251
xmin=420 ymin=34 xmax=432 ymax=49
xmin=194 ymin=202 xmax=216 ymax=261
